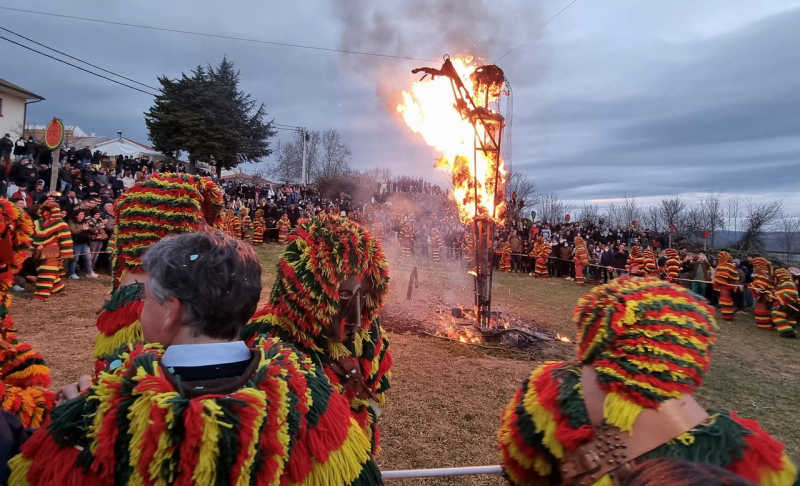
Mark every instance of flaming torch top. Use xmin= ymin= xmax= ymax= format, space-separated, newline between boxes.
xmin=397 ymin=56 xmax=508 ymax=225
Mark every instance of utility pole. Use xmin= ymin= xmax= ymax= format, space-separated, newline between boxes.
xmin=300 ymin=127 xmax=307 ymax=185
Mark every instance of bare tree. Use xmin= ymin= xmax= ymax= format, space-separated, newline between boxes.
xmin=726 ymin=196 xmax=741 ymax=235
xmin=776 ymin=213 xmax=800 ymax=255
xmin=737 ymin=199 xmax=783 ymax=252
xmin=361 ymin=167 xmax=393 ymax=185
xmin=620 ymin=196 xmax=641 ymax=230
xmin=700 ymin=193 xmax=725 ymax=247
xmin=643 ymin=205 xmax=661 ymax=233
xmin=578 ymin=203 xmax=601 ymax=225
xmin=682 ymin=207 xmax=705 ymax=244
xmin=506 ymin=170 xmax=539 ymax=222
xmin=658 ymin=197 xmax=686 ymax=234
xmin=537 ymin=191 xmax=572 ymax=225
xmin=317 ymin=129 xmax=352 ymax=180
xmin=604 ymin=202 xmax=621 ymax=229
xmin=271 ymin=130 xmax=320 ymax=182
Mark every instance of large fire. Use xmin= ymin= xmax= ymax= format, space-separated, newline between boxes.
xmin=397 ymin=56 xmax=507 ymax=224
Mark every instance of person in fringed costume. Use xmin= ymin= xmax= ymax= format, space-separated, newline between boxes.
xmin=431 ymin=227 xmax=443 ymax=262
xmin=11 ymin=231 xmax=382 ymax=486
xmin=664 ymin=248 xmax=681 ymax=282
xmin=240 ymin=206 xmax=253 ymax=243
xmin=277 ymin=212 xmax=291 ymax=245
xmin=531 ymin=236 xmax=550 ymax=278
xmin=399 ymin=220 xmax=413 ymax=257
xmin=370 ymin=220 xmax=384 ymax=242
xmin=642 ymin=248 xmax=658 ymax=277
xmin=500 ymin=241 xmax=512 ymax=273
xmin=242 ymin=215 xmax=392 ymax=456
xmin=92 ymin=173 xmax=224 ymax=375
xmin=751 ymin=257 xmax=775 ymax=331
xmin=625 ymin=243 xmax=644 ymax=276
xmin=252 ymin=208 xmax=264 ymax=246
xmin=497 ymin=277 xmax=797 ymax=486
xmin=772 ymin=268 xmax=799 ymax=339
xmin=0 ymin=200 xmax=55 ymax=430
xmin=463 ymin=231 xmax=475 ymax=268
xmin=714 ymin=251 xmax=740 ymax=321
xmin=31 ymin=200 xmax=73 ymax=300
xmin=573 ymin=236 xmax=589 ymax=284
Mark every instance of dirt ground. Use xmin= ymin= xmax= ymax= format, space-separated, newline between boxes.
xmin=9 ymin=243 xmax=800 ymax=484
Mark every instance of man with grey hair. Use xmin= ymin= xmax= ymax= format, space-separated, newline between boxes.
xmin=11 ymin=230 xmax=383 ymax=485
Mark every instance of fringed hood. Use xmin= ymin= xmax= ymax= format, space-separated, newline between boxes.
xmin=573 ymin=277 xmax=718 ymax=431
xmin=112 ymin=173 xmax=224 ymax=288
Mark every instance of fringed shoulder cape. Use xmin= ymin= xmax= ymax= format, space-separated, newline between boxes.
xmin=498 ymin=362 xmax=797 ymax=486
xmin=10 ymin=337 xmax=382 ymax=486
xmin=242 ymin=309 xmax=392 ymax=457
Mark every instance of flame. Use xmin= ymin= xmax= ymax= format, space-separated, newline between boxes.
xmin=467 ymin=270 xmax=478 ymax=277
xmin=556 ymin=333 xmax=572 ymax=343
xmin=398 ymin=56 xmax=507 ymax=224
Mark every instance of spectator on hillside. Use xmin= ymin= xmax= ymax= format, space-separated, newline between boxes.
xmin=74 ymin=145 xmax=92 ymax=169
xmin=31 ymin=180 xmax=49 ymax=204
xmin=67 ymin=209 xmax=95 ymax=279
xmin=87 ymin=208 xmax=108 ymax=272
xmin=10 ymin=185 xmax=31 ymax=209
xmin=0 ymin=133 xmax=13 ymax=161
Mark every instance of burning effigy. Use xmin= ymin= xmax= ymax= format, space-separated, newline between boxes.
xmin=398 ymin=55 xmax=508 ymax=328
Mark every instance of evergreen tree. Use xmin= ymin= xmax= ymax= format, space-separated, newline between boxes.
xmin=145 ymin=57 xmax=275 ymax=176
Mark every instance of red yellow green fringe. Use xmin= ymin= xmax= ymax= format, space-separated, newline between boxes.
xmin=10 ymin=337 xmax=381 ymax=485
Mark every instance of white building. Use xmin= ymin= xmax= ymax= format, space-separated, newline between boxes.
xmin=0 ymin=77 xmax=44 ymax=139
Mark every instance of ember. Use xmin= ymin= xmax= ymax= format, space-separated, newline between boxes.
xmin=399 ymin=55 xmax=509 ymax=328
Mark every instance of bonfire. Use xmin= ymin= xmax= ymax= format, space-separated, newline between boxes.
xmin=398 ymin=55 xmax=508 ymax=328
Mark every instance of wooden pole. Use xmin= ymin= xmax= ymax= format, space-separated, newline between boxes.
xmin=48 ymin=143 xmax=61 ymax=193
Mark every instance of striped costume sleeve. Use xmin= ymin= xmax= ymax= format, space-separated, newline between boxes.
xmin=55 ymin=222 xmax=73 ymax=258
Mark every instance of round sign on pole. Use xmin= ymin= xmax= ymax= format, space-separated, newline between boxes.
xmin=565 ymin=214 xmax=571 ymax=223
xmin=44 ymin=118 xmax=66 ymax=150
xmin=669 ymin=224 xmax=676 ymax=234
xmin=702 ymin=230 xmax=710 ymax=239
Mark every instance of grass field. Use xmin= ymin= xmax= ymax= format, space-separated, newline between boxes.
xmin=10 ymin=243 xmax=799 ymax=485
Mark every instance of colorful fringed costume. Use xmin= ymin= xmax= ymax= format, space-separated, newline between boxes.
xmin=431 ymin=228 xmax=442 ymax=262
xmin=398 ymin=221 xmax=413 ymax=257
xmin=714 ymin=251 xmax=740 ymax=321
xmin=572 ymin=237 xmax=589 ymax=284
xmin=252 ymin=208 xmax=264 ymax=246
xmin=664 ymin=248 xmax=681 ymax=282
xmin=0 ymin=200 xmax=55 ymax=428
xmin=277 ymin=213 xmax=291 ymax=245
xmin=751 ymin=257 xmax=775 ymax=331
xmin=498 ymin=277 xmax=797 ymax=486
xmin=642 ymin=248 xmax=658 ymax=277
xmin=500 ymin=241 xmax=512 ymax=273
xmin=242 ymin=216 xmax=392 ymax=456
xmin=240 ymin=206 xmax=253 ymax=243
xmin=625 ymin=244 xmax=644 ymax=276
xmin=531 ymin=236 xmax=550 ymax=278
xmin=10 ymin=338 xmax=382 ymax=485
xmin=32 ymin=200 xmax=73 ymax=300
xmin=772 ymin=268 xmax=799 ymax=338
xmin=92 ymin=173 xmax=224 ymax=372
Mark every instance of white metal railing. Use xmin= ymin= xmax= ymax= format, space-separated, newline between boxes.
xmin=381 ymin=465 xmax=503 ymax=479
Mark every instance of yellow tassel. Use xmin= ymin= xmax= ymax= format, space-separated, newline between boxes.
xmin=602 ymin=392 xmax=643 ymax=433
xmin=92 ymin=321 xmax=143 ymax=359
xmin=759 ymin=454 xmax=798 ymax=486
xmin=7 ymin=454 xmax=33 ymax=486
xmin=301 ymin=420 xmax=372 ymax=486
xmin=193 ymin=399 xmax=225 ymax=485
xmin=594 ymin=475 xmax=615 ymax=486
xmin=327 ymin=342 xmax=351 ymax=360
xmin=522 ymin=367 xmax=564 ymax=460
xmin=234 ymin=388 xmax=270 ymax=486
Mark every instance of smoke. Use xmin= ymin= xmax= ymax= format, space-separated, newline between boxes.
xmin=332 ymin=0 xmax=541 ymax=112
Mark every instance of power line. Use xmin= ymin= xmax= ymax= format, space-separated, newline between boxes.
xmin=494 ymin=0 xmax=579 ymax=63
xmin=0 ymin=26 xmax=161 ymax=92
xmin=0 ymin=34 xmax=160 ymax=97
xmin=0 ymin=6 xmax=435 ymax=63
xmin=0 ymin=31 xmax=305 ymax=132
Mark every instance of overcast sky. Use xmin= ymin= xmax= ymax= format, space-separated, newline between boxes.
xmin=2 ymin=0 xmax=799 ymax=211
